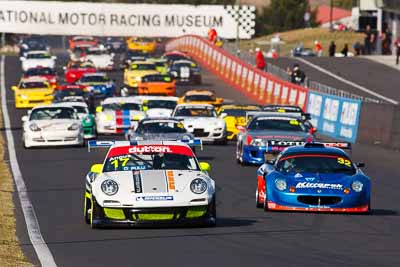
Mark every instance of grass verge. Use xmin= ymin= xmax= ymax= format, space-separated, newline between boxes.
xmin=0 ymin=74 xmax=32 ymax=266
xmin=240 ymin=28 xmax=365 ymax=56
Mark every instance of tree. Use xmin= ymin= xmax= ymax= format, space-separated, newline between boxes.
xmin=255 ymin=0 xmax=318 ymax=36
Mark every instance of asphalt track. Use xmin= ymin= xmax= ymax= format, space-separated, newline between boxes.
xmin=270 ymin=57 xmax=400 ymax=103
xmin=4 ymin=55 xmax=400 ymax=267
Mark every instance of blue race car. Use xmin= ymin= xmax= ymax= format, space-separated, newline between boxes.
xmin=76 ymin=72 xmax=116 ymax=98
xmin=256 ymin=142 xmax=370 ymax=213
xmin=236 ymin=112 xmax=315 ymax=165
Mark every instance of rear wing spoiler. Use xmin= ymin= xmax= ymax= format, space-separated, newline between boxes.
xmin=88 ymin=138 xmax=203 ymax=152
xmin=266 ymin=141 xmax=351 ymax=153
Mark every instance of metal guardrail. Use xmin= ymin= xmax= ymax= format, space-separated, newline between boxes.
xmin=223 ymin=41 xmax=386 ymax=104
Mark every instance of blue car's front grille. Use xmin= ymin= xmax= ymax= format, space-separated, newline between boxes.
xmin=297 ymin=196 xmax=342 ymax=205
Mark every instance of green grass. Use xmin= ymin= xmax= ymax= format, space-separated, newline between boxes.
xmin=241 ymin=28 xmax=365 ymax=56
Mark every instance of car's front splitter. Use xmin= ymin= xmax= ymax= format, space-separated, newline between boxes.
xmin=267 ymin=201 xmax=369 ymax=213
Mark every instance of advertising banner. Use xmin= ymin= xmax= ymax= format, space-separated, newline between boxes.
xmin=0 ymin=1 xmax=255 ymax=38
xmin=307 ymin=92 xmax=361 ymax=143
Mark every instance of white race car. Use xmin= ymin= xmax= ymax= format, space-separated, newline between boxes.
xmin=172 ymin=104 xmax=227 ymax=144
xmin=84 ymin=140 xmax=216 ymax=228
xmin=137 ymin=96 xmax=178 ymax=118
xmin=20 ymin=50 xmax=56 ymax=72
xmin=22 ymin=104 xmax=84 ymax=148
xmin=85 ymin=47 xmax=114 ymax=70
xmin=53 ymin=101 xmax=96 ymax=139
xmin=95 ymin=97 xmax=145 ymax=134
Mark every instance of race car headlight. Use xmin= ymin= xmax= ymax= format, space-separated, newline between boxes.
xmin=101 ymin=179 xmax=119 ymax=196
xmin=67 ymin=123 xmax=80 ymax=131
xmin=135 ymin=76 xmax=142 ymax=82
xmin=275 ymin=179 xmax=287 ymax=191
xmin=190 ymin=178 xmax=207 ymax=194
xmin=100 ymin=114 xmax=113 ymax=121
xmin=18 ymin=94 xmax=28 ymax=100
xmin=250 ymin=138 xmax=266 ymax=147
xmin=170 ymin=71 xmax=178 ymax=77
xmin=29 ymin=123 xmax=41 ymax=132
xmin=351 ymin=181 xmax=363 ymax=192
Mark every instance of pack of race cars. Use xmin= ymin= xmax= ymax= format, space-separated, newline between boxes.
xmin=14 ymin=35 xmax=371 ymax=228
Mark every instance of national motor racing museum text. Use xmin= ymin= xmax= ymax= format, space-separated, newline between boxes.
xmin=0 ymin=10 xmax=223 ymax=28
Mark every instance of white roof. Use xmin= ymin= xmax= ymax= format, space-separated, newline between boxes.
xmin=52 ymin=101 xmax=88 ymax=108
xmin=30 ymin=104 xmax=75 ymax=111
xmin=21 ymin=77 xmax=48 ymax=82
xmin=175 ymin=103 xmax=214 ymax=108
xmin=26 ymin=50 xmax=49 ymax=55
xmin=102 ymin=97 xmax=141 ymax=104
xmin=82 ymin=72 xmax=107 ymax=77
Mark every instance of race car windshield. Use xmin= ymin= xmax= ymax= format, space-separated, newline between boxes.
xmin=184 ymin=95 xmax=216 ymax=102
xmin=248 ymin=118 xmax=306 ymax=132
xmin=102 ymin=103 xmax=141 ymax=111
xmin=174 ymin=107 xmax=216 ymax=117
xmin=263 ymin=106 xmax=303 ymax=113
xmin=20 ymin=82 xmax=48 ymax=89
xmin=25 ymin=68 xmax=54 ymax=76
xmin=130 ymin=64 xmax=156 ymax=70
xmin=104 ymin=153 xmax=199 ymax=172
xmin=73 ymin=106 xmax=88 ymax=114
xmin=154 ymin=61 xmax=167 ymax=67
xmin=26 ymin=53 xmax=51 ymax=59
xmin=164 ymin=54 xmax=188 ymax=62
xmin=277 ymin=155 xmax=356 ymax=175
xmin=30 ymin=107 xmax=76 ymax=120
xmin=56 ymin=89 xmax=84 ymax=97
xmin=146 ymin=100 xmax=177 ymax=110
xmin=73 ymin=36 xmax=94 ymax=42
xmin=87 ymin=50 xmax=106 ymax=55
xmin=142 ymin=75 xmax=173 ymax=83
xmin=80 ymin=75 xmax=110 ymax=83
xmin=137 ymin=121 xmax=187 ymax=134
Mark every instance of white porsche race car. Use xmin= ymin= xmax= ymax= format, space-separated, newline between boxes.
xmin=22 ymin=104 xmax=84 ymax=148
xmin=95 ymin=97 xmax=145 ymax=134
xmin=172 ymin=104 xmax=227 ymax=144
xmin=137 ymin=95 xmax=178 ymax=118
xmin=85 ymin=47 xmax=114 ymax=70
xmin=84 ymin=140 xmax=216 ymax=228
xmin=20 ymin=50 xmax=56 ymax=72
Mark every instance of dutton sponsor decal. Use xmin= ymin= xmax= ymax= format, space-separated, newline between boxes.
xmin=295 ymin=182 xmax=343 ymax=190
xmin=129 ymin=146 xmax=172 ymax=153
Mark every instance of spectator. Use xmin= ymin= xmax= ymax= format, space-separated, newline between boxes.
xmin=291 ymin=64 xmax=306 ymax=85
xmin=314 ymin=40 xmax=323 ymax=57
xmin=329 ymin=41 xmax=336 ymax=57
xmin=395 ymin=37 xmax=400 ymax=65
xmin=364 ymin=24 xmax=375 ymax=55
xmin=381 ymin=25 xmax=392 ymax=55
xmin=208 ymin=28 xmax=218 ymax=44
xmin=255 ymin=47 xmax=265 ymax=70
xmin=341 ymin=44 xmax=349 ymax=57
xmin=353 ymin=41 xmax=362 ymax=56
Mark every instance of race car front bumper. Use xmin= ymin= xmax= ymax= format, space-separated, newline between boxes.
xmin=24 ymin=132 xmax=84 ymax=147
xmin=91 ymin=199 xmax=216 ymax=228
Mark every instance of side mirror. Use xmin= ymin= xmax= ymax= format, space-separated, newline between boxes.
xmin=219 ymin=112 xmax=227 ymax=118
xmin=11 ymin=86 xmax=18 ymax=91
xmin=19 ymin=57 xmax=25 ymax=61
xmin=199 ymin=162 xmax=211 ymax=173
xmin=21 ymin=115 xmax=28 ymax=122
xmin=302 ymin=113 xmax=311 ymax=120
xmin=266 ymin=159 xmax=276 ymax=165
xmin=95 ymin=106 xmax=102 ymax=113
xmin=62 ymin=66 xmax=67 ymax=71
xmin=52 ymin=56 xmax=57 ymax=60
xmin=143 ymin=106 xmax=149 ymax=112
xmin=356 ymin=162 xmax=365 ymax=168
xmin=309 ymin=127 xmax=317 ymax=134
xmin=90 ymin=164 xmax=103 ymax=174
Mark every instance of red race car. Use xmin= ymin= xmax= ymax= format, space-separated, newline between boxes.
xmin=69 ymin=36 xmax=98 ymax=50
xmin=64 ymin=61 xmax=97 ymax=84
xmin=23 ymin=67 xmax=58 ymax=88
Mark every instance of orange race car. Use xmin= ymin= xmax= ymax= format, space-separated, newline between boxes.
xmin=136 ymin=74 xmax=176 ymax=96
xmin=178 ymin=89 xmax=224 ymax=106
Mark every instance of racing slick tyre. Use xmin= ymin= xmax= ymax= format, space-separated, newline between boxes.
xmin=263 ymin=189 xmax=269 ymax=212
xmin=90 ymin=198 xmax=102 ymax=229
xmin=256 ymin=189 xmax=263 ymax=208
xmin=84 ymin=196 xmax=91 ymax=224
xmin=207 ymin=196 xmax=217 ymax=227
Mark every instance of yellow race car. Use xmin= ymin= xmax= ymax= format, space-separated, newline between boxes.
xmin=122 ymin=61 xmax=160 ymax=95
xmin=12 ymin=77 xmax=54 ymax=108
xmin=126 ymin=37 xmax=157 ymax=53
xmin=178 ymin=89 xmax=224 ymax=107
xmin=218 ymin=104 xmax=261 ymax=140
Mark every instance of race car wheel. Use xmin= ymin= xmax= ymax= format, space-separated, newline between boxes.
xmin=263 ymin=189 xmax=269 ymax=212
xmin=208 ymin=196 xmax=217 ymax=227
xmin=90 ymin=198 xmax=102 ymax=229
xmin=256 ymin=189 xmax=263 ymax=208
xmin=84 ymin=197 xmax=91 ymax=224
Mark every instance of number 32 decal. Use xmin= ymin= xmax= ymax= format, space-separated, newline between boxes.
xmin=337 ymin=157 xmax=351 ymax=167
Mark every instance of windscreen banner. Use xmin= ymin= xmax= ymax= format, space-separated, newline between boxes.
xmin=307 ymin=91 xmax=361 ymax=143
xmin=0 ymin=1 xmax=256 ymax=38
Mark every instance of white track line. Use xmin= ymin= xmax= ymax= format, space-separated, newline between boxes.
xmin=295 ymin=57 xmax=399 ymax=105
xmin=0 ymin=56 xmax=57 ymax=267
